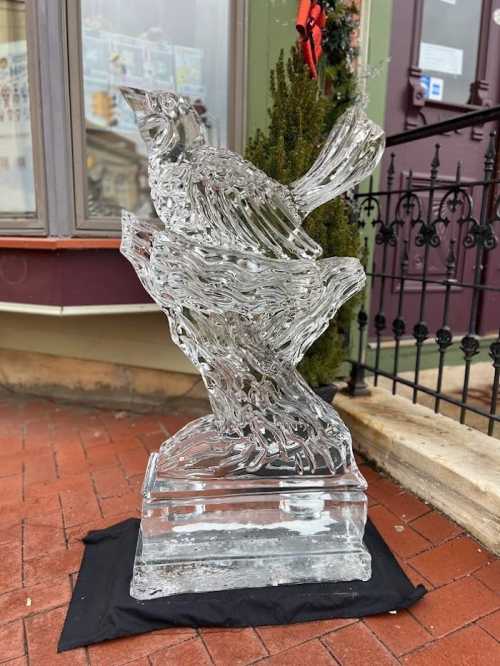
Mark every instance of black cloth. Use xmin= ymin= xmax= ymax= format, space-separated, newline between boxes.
xmin=58 ymin=517 xmax=426 ymax=652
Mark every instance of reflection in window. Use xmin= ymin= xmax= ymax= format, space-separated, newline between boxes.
xmin=80 ymin=0 xmax=230 ymax=218
xmin=0 ymin=0 xmax=36 ymax=216
xmin=419 ymin=0 xmax=482 ymax=106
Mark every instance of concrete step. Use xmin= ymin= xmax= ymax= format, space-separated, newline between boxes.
xmin=335 ymin=386 xmax=500 ymax=555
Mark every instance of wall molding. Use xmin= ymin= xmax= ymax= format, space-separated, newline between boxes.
xmin=0 ymin=302 xmax=159 ymax=316
xmin=0 ymin=237 xmax=121 ymax=249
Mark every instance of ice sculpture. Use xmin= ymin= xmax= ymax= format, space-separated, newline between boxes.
xmin=120 ymin=86 xmax=384 ymax=599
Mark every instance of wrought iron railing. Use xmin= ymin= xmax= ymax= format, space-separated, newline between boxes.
xmin=347 ymin=105 xmax=500 ymax=437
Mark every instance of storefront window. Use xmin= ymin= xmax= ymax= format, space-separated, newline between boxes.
xmin=0 ymin=0 xmax=36 ymax=216
xmin=80 ymin=0 xmax=231 ymax=218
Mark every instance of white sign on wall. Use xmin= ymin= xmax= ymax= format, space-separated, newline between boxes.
xmin=419 ymin=42 xmax=463 ymax=76
xmin=421 ymin=75 xmax=444 ymax=102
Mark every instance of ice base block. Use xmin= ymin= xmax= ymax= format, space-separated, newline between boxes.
xmin=130 ymin=453 xmax=371 ymax=600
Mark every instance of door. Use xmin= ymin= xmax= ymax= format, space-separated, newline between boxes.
xmin=373 ymin=0 xmax=500 ymax=340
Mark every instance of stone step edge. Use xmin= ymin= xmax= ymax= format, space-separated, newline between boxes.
xmin=335 ymin=386 xmax=500 ymax=555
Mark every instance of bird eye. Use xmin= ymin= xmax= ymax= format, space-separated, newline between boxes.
xmin=158 ymin=93 xmax=178 ymax=118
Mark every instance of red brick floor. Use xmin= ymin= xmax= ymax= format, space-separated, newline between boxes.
xmin=0 ymin=394 xmax=499 ymax=666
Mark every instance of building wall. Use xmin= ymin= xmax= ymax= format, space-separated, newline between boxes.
xmin=348 ymin=0 xmax=393 ymax=373
xmin=1 ymin=0 xmax=302 ymax=381
xmin=363 ymin=0 xmax=393 ymax=132
xmin=0 ymin=1 xmax=395 ymax=391
xmin=246 ymin=0 xmax=297 ymax=138
xmin=0 ymin=311 xmax=195 ymax=374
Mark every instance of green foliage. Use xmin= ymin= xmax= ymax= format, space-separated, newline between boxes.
xmin=322 ymin=1 xmax=360 ymax=125
xmin=246 ymin=4 xmax=361 ymax=386
xmin=299 ymin=198 xmax=362 ymax=386
xmin=246 ymin=48 xmax=327 ymax=187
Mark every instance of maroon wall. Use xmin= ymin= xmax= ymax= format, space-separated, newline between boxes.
xmin=0 ymin=249 xmax=152 ymax=306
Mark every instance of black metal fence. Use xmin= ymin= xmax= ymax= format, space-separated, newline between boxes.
xmin=347 ymin=105 xmax=500 ymax=437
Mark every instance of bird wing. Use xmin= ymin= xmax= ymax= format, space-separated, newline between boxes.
xmin=190 ymin=149 xmax=322 ymax=260
xmin=121 ymin=209 xmax=322 ymax=319
xmin=121 ymin=211 xmax=163 ymax=298
xmin=149 ymin=229 xmax=322 ymax=318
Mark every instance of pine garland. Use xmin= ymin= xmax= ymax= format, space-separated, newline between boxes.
xmin=246 ymin=2 xmax=361 ymax=386
xmin=322 ymin=1 xmax=360 ymax=123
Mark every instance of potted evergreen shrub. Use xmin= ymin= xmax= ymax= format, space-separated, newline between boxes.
xmin=246 ymin=2 xmax=361 ymax=402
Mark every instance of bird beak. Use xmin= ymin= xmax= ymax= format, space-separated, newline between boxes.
xmin=120 ymin=86 xmax=149 ymax=115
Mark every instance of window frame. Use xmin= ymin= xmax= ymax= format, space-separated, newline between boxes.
xmin=66 ymin=0 xmax=248 ymax=236
xmin=410 ymin=0 xmax=491 ymax=112
xmin=0 ymin=0 xmax=47 ymax=235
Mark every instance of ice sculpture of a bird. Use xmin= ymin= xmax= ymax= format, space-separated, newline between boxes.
xmin=120 ymin=87 xmax=384 ymax=479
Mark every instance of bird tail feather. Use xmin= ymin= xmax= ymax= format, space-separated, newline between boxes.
xmin=290 ymin=106 xmax=385 ymax=218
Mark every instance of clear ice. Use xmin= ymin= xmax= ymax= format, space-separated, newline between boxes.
xmin=120 ymin=86 xmax=384 ymax=599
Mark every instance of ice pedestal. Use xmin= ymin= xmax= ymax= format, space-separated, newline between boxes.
xmin=131 ymin=452 xmax=371 ymax=600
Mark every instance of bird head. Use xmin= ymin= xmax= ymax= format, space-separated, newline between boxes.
xmin=120 ymin=86 xmax=207 ymax=159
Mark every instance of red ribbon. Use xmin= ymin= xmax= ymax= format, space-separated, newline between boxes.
xmin=296 ymin=0 xmax=326 ymax=79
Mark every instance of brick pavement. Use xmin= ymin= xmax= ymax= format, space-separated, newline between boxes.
xmin=0 ymin=393 xmax=499 ymax=665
